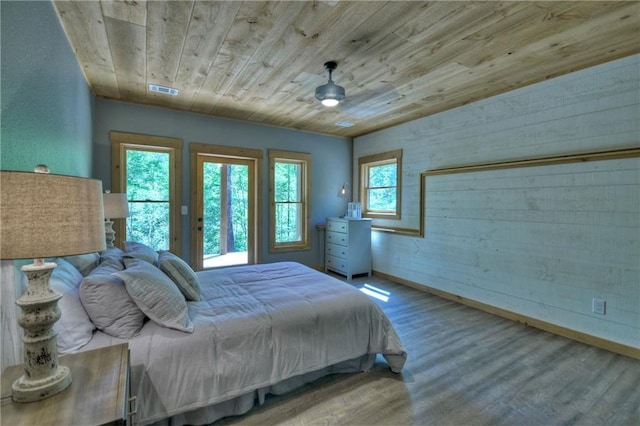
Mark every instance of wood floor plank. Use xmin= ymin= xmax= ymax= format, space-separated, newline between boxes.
xmin=217 ymin=274 xmax=640 ymax=425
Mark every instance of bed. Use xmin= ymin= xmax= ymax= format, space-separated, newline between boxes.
xmin=50 ymin=245 xmax=407 ymax=425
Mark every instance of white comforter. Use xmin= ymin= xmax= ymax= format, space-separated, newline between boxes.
xmin=87 ymin=262 xmax=406 ymax=425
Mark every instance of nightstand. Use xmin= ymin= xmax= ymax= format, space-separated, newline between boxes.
xmin=1 ymin=343 xmax=134 ymax=425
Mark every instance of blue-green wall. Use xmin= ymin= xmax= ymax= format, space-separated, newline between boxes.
xmin=0 ymin=1 xmax=94 ymax=177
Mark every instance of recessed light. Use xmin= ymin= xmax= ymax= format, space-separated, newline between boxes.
xmin=149 ymin=84 xmax=179 ymax=96
xmin=335 ymin=121 xmax=353 ymax=127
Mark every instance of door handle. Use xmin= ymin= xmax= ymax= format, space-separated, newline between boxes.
xmin=197 ymin=217 xmax=203 ymax=222
xmin=197 ymin=226 xmax=202 ymax=231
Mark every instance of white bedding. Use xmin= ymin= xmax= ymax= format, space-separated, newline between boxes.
xmin=83 ymin=261 xmax=406 ymax=425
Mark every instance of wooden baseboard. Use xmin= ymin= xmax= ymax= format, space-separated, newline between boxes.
xmin=373 ymin=270 xmax=640 ymax=360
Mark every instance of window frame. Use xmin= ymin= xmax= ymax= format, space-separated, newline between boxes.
xmin=268 ymin=149 xmax=312 ymax=253
xmin=111 ymin=131 xmax=183 ymax=254
xmin=359 ymin=149 xmax=402 ymax=220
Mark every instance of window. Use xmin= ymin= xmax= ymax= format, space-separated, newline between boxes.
xmin=111 ymin=132 xmax=183 ymax=254
xmin=359 ymin=149 xmax=402 ymax=220
xmin=269 ymin=150 xmax=311 ymax=253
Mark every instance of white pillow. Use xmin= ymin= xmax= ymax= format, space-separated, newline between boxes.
xmin=157 ymin=251 xmax=202 ymax=301
xmin=50 ymin=258 xmax=96 ymax=353
xmin=79 ymin=258 xmax=146 ymax=339
xmin=115 ymin=259 xmax=194 ymax=333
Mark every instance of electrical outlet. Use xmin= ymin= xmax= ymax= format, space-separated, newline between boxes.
xmin=592 ymin=298 xmax=606 ymax=315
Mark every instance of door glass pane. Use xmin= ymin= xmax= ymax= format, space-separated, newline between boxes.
xmin=229 ymin=165 xmax=249 ymax=253
xmin=202 ymin=162 xmax=249 ymax=268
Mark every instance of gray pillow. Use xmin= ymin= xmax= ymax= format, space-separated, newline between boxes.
xmin=51 ymin=258 xmax=96 ymax=353
xmin=124 ymin=241 xmax=158 ymax=265
xmin=100 ymin=247 xmax=125 ymax=264
xmin=115 ymin=259 xmax=194 ymax=333
xmin=79 ymin=257 xmax=146 ymax=338
xmin=157 ymin=251 xmax=201 ymax=301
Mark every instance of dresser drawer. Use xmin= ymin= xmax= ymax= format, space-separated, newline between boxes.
xmin=326 ymin=242 xmax=347 ymax=259
xmin=326 ymin=220 xmax=347 ymax=233
xmin=326 ymin=255 xmax=347 ymax=273
xmin=326 ymin=231 xmax=347 ymax=246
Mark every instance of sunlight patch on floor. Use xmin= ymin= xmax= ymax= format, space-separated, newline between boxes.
xmin=359 ymin=284 xmax=390 ymax=302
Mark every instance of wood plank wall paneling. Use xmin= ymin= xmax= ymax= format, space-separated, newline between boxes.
xmin=422 ymin=159 xmax=639 ymax=320
xmin=354 ymin=55 xmax=640 ymax=350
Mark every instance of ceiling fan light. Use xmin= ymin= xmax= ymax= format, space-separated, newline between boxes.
xmin=322 ymin=98 xmax=340 ymax=107
xmin=315 ymin=61 xmax=345 ymax=107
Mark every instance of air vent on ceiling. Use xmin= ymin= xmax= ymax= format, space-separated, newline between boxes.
xmin=335 ymin=121 xmax=354 ymax=127
xmin=149 ymin=84 xmax=179 ymax=96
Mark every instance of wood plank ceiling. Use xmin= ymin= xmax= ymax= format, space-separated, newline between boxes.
xmin=52 ymin=1 xmax=640 ymax=138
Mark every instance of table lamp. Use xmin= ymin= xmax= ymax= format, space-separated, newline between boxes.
xmin=103 ymin=191 xmax=130 ymax=248
xmin=0 ymin=166 xmax=106 ymax=402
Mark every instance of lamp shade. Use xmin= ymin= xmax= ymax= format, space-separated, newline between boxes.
xmin=103 ymin=192 xmax=130 ymax=219
xmin=0 ymin=170 xmax=106 ymax=260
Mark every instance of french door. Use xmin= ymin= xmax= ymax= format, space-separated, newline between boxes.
xmin=194 ymin=154 xmax=256 ymax=270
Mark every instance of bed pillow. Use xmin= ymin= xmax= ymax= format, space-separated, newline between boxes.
xmin=50 ymin=258 xmax=96 ymax=353
xmin=100 ymin=247 xmax=125 ymax=265
xmin=157 ymin=251 xmax=202 ymax=301
xmin=61 ymin=252 xmax=100 ymax=276
xmin=115 ymin=259 xmax=194 ymax=333
xmin=124 ymin=241 xmax=158 ymax=265
xmin=79 ymin=257 xmax=146 ymax=339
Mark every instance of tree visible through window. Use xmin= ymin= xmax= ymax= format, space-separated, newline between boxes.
xmin=269 ymin=150 xmax=311 ymax=252
xmin=359 ymin=149 xmax=402 ymax=220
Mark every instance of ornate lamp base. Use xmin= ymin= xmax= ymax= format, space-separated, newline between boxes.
xmin=105 ymin=219 xmax=115 ymax=248
xmin=12 ymin=365 xmax=71 ymax=403
xmin=13 ymin=260 xmax=72 ymax=403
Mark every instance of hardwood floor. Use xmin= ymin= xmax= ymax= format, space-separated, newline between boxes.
xmin=218 ymin=274 xmax=640 ymax=425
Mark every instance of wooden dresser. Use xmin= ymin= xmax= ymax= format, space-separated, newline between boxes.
xmin=1 ymin=343 xmax=134 ymax=425
xmin=325 ymin=217 xmax=372 ymax=281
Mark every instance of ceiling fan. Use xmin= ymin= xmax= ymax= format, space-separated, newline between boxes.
xmin=315 ymin=61 xmax=345 ymax=107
